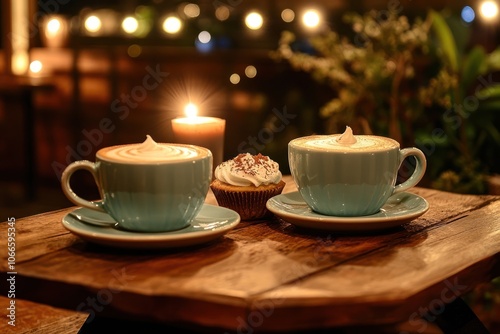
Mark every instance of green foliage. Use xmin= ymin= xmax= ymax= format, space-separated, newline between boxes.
xmin=274 ymin=9 xmax=500 ymax=194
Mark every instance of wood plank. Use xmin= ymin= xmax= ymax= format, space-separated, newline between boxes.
xmin=0 ymin=296 xmax=88 ymax=333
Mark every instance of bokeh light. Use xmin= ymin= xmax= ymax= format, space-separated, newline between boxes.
xmin=198 ymin=31 xmax=211 ymax=43
xmin=183 ymin=3 xmax=200 ymax=18
xmin=302 ymin=9 xmax=321 ymax=29
xmin=215 ymin=6 xmax=230 ymax=21
xmin=29 ymin=60 xmax=43 ymax=74
xmin=281 ymin=9 xmax=295 ymax=23
xmin=46 ymin=18 xmax=61 ymax=36
xmin=84 ymin=15 xmax=102 ymax=33
xmin=245 ymin=65 xmax=257 ymax=78
xmin=461 ymin=6 xmax=476 ymax=23
xmin=230 ymin=73 xmax=241 ymax=84
xmin=122 ymin=16 xmax=139 ymax=34
xmin=127 ymin=44 xmax=142 ymax=57
xmin=245 ymin=12 xmax=264 ymax=30
xmin=162 ymin=16 xmax=182 ymax=34
xmin=479 ymin=1 xmax=499 ymax=20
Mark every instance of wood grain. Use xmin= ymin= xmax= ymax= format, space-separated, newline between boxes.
xmin=1 ymin=176 xmax=499 ymax=332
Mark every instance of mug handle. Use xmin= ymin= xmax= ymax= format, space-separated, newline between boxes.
xmin=61 ymin=161 xmax=105 ymax=212
xmin=393 ymin=147 xmax=427 ymax=194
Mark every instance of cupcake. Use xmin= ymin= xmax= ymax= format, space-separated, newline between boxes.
xmin=210 ymin=153 xmax=286 ymax=220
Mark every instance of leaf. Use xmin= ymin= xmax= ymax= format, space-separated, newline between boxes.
xmin=461 ymin=46 xmax=487 ymax=90
xmin=486 ymin=47 xmax=500 ymax=71
xmin=476 ymin=85 xmax=500 ymax=101
xmin=430 ymin=10 xmax=459 ymax=72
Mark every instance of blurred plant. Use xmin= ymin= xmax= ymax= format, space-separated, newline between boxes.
xmin=420 ymin=10 xmax=500 ymax=194
xmin=273 ymin=10 xmax=433 ymax=145
xmin=273 ymin=9 xmax=500 ymax=193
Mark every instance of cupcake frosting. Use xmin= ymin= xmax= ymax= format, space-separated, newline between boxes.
xmin=215 ymin=153 xmax=282 ymax=187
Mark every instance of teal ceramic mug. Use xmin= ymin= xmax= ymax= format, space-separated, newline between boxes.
xmin=61 ymin=136 xmax=212 ymax=232
xmin=288 ymin=133 xmax=426 ymax=217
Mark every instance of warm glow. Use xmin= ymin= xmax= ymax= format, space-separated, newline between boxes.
xmin=12 ymin=51 xmax=29 ymax=76
xmin=29 ymin=60 xmax=43 ymax=74
xmin=230 ymin=73 xmax=240 ymax=84
xmin=302 ymin=10 xmax=321 ymax=28
xmin=163 ymin=16 xmax=182 ymax=34
xmin=85 ymin=15 xmax=102 ymax=33
xmin=127 ymin=44 xmax=142 ymax=57
xmin=184 ymin=103 xmax=198 ymax=118
xmin=122 ymin=16 xmax=139 ymax=34
xmin=215 ymin=6 xmax=230 ymax=21
xmin=281 ymin=9 xmax=295 ymax=22
xmin=11 ymin=0 xmax=29 ymax=75
xmin=184 ymin=3 xmax=200 ymax=18
xmin=245 ymin=65 xmax=257 ymax=78
xmin=245 ymin=12 xmax=264 ymax=30
xmin=46 ymin=18 xmax=61 ymax=35
xmin=479 ymin=1 xmax=499 ymax=20
xmin=198 ymin=31 xmax=211 ymax=43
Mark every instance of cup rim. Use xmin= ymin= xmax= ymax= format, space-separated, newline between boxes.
xmin=95 ymin=143 xmax=212 ymax=165
xmin=288 ymin=134 xmax=400 ymax=152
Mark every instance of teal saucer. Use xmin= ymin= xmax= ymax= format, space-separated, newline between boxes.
xmin=266 ymin=191 xmax=429 ymax=231
xmin=62 ymin=204 xmax=240 ymax=249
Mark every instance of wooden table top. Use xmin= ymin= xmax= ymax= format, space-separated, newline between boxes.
xmin=1 ymin=175 xmax=499 ymax=333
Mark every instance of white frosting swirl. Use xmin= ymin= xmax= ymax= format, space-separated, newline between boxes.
xmin=215 ymin=153 xmax=282 ymax=187
xmin=98 ymin=135 xmax=209 ymax=163
xmin=336 ymin=126 xmax=357 ymax=145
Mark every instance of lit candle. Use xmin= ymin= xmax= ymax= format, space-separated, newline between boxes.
xmin=171 ymin=103 xmax=226 ymax=173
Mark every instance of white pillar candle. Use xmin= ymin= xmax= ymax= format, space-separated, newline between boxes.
xmin=171 ymin=116 xmax=226 ymax=172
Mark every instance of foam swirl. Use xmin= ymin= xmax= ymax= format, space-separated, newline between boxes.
xmin=98 ymin=135 xmax=208 ymax=163
xmin=290 ymin=134 xmax=399 ymax=152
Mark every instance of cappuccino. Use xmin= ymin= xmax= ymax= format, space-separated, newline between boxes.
xmin=288 ymin=127 xmax=426 ymax=217
xmin=61 ymin=135 xmax=213 ymax=232
xmin=98 ymin=135 xmax=210 ymax=164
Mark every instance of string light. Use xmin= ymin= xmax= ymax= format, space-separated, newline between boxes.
xmin=245 ymin=12 xmax=264 ymax=30
xmin=29 ymin=60 xmax=43 ymax=74
xmin=281 ymin=9 xmax=295 ymax=23
xmin=245 ymin=65 xmax=257 ymax=78
xmin=46 ymin=18 xmax=61 ymax=36
xmin=198 ymin=31 xmax=211 ymax=43
xmin=84 ymin=15 xmax=102 ymax=33
xmin=162 ymin=16 xmax=182 ymax=34
xmin=461 ymin=6 xmax=476 ymax=23
xmin=122 ymin=16 xmax=139 ymax=34
xmin=479 ymin=1 xmax=499 ymax=20
xmin=230 ymin=74 xmax=240 ymax=84
xmin=183 ymin=3 xmax=200 ymax=18
xmin=302 ymin=9 xmax=321 ymax=29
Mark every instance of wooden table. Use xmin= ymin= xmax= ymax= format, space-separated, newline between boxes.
xmin=1 ymin=175 xmax=499 ymax=333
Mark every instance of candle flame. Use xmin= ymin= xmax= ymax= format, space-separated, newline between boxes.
xmin=184 ymin=103 xmax=198 ymax=118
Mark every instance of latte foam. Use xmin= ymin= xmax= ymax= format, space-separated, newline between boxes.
xmin=97 ymin=135 xmax=210 ymax=164
xmin=290 ymin=135 xmax=399 ymax=152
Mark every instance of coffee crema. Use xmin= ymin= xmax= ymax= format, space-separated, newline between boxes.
xmin=290 ymin=135 xmax=399 ymax=152
xmin=97 ymin=135 xmax=210 ymax=163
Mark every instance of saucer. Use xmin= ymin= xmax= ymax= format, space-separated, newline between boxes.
xmin=61 ymin=204 xmax=240 ymax=249
xmin=266 ymin=191 xmax=429 ymax=231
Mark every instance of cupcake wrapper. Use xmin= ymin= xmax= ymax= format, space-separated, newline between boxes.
xmin=211 ymin=183 xmax=285 ymax=221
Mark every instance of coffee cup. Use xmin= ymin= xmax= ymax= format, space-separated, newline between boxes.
xmin=61 ymin=135 xmax=212 ymax=232
xmin=288 ymin=127 xmax=426 ymax=217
